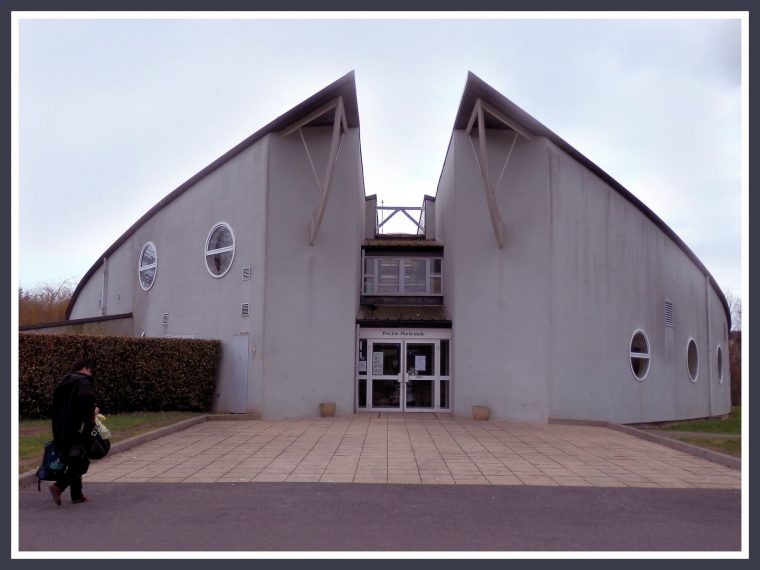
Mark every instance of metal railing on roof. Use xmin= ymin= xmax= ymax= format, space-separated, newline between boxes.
xmin=376 ymin=203 xmax=425 ymax=235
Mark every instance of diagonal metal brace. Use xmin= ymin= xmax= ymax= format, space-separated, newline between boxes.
xmin=466 ymin=98 xmax=533 ymax=249
xmin=281 ymin=96 xmax=347 ymax=245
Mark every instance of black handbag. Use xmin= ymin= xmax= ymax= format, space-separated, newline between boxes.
xmin=88 ymin=428 xmax=111 ymax=460
xmin=67 ymin=444 xmax=91 ymax=475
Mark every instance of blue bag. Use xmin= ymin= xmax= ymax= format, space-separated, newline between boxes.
xmin=35 ymin=441 xmax=67 ymax=491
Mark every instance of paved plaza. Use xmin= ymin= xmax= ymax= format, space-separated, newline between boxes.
xmin=82 ymin=413 xmax=740 ymax=488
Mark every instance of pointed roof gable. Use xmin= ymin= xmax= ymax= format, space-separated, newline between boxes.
xmin=66 ymin=72 xmax=359 ymax=319
xmin=451 ymin=72 xmax=730 ymax=323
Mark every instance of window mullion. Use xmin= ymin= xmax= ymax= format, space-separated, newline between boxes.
xmin=207 ymin=246 xmax=234 ymax=256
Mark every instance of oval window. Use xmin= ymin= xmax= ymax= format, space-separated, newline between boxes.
xmin=687 ymin=339 xmax=699 ymax=382
xmin=717 ymin=346 xmax=724 ymax=384
xmin=205 ymin=223 xmax=235 ymax=277
xmin=139 ymin=242 xmax=157 ymax=291
xmin=629 ymin=330 xmax=650 ymax=381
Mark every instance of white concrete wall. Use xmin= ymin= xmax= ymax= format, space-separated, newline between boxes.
xmin=260 ymin=126 xmax=364 ymax=419
xmin=708 ymin=284 xmax=732 ymax=415
xmin=436 ymin=128 xmax=729 ymax=424
xmin=69 ymin=246 xmax=137 ymax=319
xmin=545 ymin=139 xmax=730 ymax=422
xmin=65 ymin=123 xmax=365 ymax=419
xmin=438 ymin=130 xmax=552 ymax=422
xmin=68 ymin=266 xmax=104 ymax=319
xmin=68 ymin=137 xmax=269 ymax=414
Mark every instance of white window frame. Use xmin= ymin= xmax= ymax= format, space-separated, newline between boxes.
xmin=138 ymin=241 xmax=157 ymax=291
xmin=438 ymin=338 xmax=451 ymax=411
xmin=687 ymin=338 xmax=699 ymax=383
xmin=205 ymin=222 xmax=235 ymax=278
xmin=362 ymin=255 xmax=443 ymax=296
xmin=629 ymin=329 xmax=651 ymax=382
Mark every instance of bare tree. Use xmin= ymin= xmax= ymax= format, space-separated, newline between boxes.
xmin=19 ymin=278 xmax=77 ymax=326
xmin=724 ymin=289 xmax=742 ymax=332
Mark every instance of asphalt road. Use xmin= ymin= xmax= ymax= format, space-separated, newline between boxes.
xmin=18 ymin=482 xmax=741 ymax=552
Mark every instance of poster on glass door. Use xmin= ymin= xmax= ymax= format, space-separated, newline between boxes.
xmin=372 ymin=352 xmax=384 ymax=375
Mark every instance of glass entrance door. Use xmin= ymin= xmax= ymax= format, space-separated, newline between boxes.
xmin=365 ymin=339 xmax=443 ymax=411
xmin=405 ymin=342 xmax=435 ymax=410
xmin=368 ymin=342 xmax=402 ymax=409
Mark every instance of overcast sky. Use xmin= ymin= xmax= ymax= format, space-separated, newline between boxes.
xmin=16 ymin=15 xmax=743 ymax=299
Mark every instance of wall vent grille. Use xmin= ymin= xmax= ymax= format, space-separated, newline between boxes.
xmin=241 ymin=303 xmax=250 ymax=317
xmin=664 ymin=300 xmax=674 ymax=327
xmin=242 ymin=267 xmax=251 ymax=280
xmin=162 ymin=313 xmax=169 ymax=325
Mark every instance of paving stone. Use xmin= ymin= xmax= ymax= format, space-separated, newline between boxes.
xmin=81 ymin=415 xmax=740 ymax=490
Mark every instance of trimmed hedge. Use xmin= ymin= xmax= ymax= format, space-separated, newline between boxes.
xmin=19 ymin=333 xmax=221 ymax=419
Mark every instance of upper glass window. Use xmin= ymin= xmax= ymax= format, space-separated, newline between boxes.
xmin=363 ymin=256 xmax=443 ymax=295
xmin=378 ymin=259 xmax=400 ymax=293
xmin=138 ymin=242 xmax=157 ymax=291
xmin=403 ymin=259 xmax=428 ymax=293
xmin=629 ymin=330 xmax=650 ymax=381
xmin=205 ymin=223 xmax=235 ymax=278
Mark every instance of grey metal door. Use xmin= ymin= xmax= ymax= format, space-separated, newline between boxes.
xmin=229 ymin=334 xmax=249 ymax=413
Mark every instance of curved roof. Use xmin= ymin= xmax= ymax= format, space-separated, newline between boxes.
xmin=451 ymin=72 xmax=730 ymax=323
xmin=66 ymin=71 xmax=359 ymax=319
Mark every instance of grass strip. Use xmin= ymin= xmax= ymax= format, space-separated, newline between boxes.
xmin=672 ymin=436 xmax=741 ymax=458
xmin=19 ymin=411 xmax=205 ymax=473
xmin=659 ymin=406 xmax=741 ymax=435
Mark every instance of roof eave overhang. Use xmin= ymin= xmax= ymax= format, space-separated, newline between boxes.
xmin=356 ymin=320 xmax=452 ymax=329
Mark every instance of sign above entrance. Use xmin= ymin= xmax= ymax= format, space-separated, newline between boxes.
xmin=359 ymin=327 xmax=452 ymax=341
xmin=381 ymin=330 xmax=426 ymax=338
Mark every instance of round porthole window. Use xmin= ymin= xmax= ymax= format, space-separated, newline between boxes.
xmin=717 ymin=346 xmax=724 ymax=384
xmin=205 ymin=222 xmax=235 ymax=278
xmin=629 ymin=329 xmax=650 ymax=381
xmin=138 ymin=242 xmax=157 ymax=291
xmin=687 ymin=339 xmax=699 ymax=383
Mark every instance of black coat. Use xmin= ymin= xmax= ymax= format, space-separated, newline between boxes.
xmin=51 ymin=372 xmax=96 ymax=452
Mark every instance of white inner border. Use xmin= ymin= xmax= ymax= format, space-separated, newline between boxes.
xmin=687 ymin=337 xmax=699 ymax=383
xmin=629 ymin=329 xmax=650 ymax=382
xmin=204 ymin=222 xmax=235 ymax=278
xmin=138 ymin=241 xmax=157 ymax=291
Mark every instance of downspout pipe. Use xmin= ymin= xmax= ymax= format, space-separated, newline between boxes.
xmin=100 ymin=257 xmax=108 ymax=316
